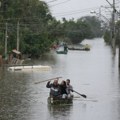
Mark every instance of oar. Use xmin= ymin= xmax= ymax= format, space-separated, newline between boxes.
xmin=72 ymin=90 xmax=87 ymax=98
xmin=34 ymin=76 xmax=62 ymax=84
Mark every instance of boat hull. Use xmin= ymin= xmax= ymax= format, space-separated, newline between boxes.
xmin=56 ymin=51 xmax=68 ymax=54
xmin=68 ymin=47 xmax=90 ymax=51
xmin=47 ymin=97 xmax=73 ymax=105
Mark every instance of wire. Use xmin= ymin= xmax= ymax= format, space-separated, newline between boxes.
xmin=49 ymin=0 xmax=70 ymax=7
xmin=53 ymin=7 xmax=99 ymax=15
xmin=46 ymin=0 xmax=58 ymax=3
xmin=52 ymin=7 xmax=100 ymax=18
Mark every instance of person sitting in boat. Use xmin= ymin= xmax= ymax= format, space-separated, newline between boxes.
xmin=46 ymin=79 xmax=60 ymax=98
xmin=66 ymin=79 xmax=73 ymax=98
xmin=59 ymin=80 xmax=68 ymax=99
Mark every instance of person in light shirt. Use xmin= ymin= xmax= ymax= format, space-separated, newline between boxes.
xmin=66 ymin=79 xmax=73 ymax=98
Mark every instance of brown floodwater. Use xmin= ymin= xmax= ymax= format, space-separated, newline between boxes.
xmin=0 ymin=38 xmax=120 ymax=120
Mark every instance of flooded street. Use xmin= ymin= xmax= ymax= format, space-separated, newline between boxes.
xmin=0 ymin=38 xmax=120 ymax=120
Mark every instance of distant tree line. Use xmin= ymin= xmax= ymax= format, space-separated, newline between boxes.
xmin=0 ymin=0 xmax=103 ymax=58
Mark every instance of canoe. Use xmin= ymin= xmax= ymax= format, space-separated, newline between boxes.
xmin=68 ymin=47 xmax=90 ymax=51
xmin=68 ymin=44 xmax=90 ymax=51
xmin=47 ymin=96 xmax=73 ymax=105
xmin=56 ymin=50 xmax=68 ymax=54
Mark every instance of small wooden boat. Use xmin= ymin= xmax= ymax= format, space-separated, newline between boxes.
xmin=68 ymin=47 xmax=90 ymax=51
xmin=56 ymin=46 xmax=68 ymax=54
xmin=47 ymin=96 xmax=73 ymax=105
xmin=56 ymin=50 xmax=68 ymax=54
xmin=68 ymin=44 xmax=90 ymax=51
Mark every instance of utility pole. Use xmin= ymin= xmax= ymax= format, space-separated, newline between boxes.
xmin=118 ymin=28 xmax=120 ymax=69
xmin=112 ymin=0 xmax=116 ymax=54
xmin=16 ymin=21 xmax=20 ymax=51
xmin=106 ymin=0 xmax=116 ymax=54
xmin=5 ymin=22 xmax=8 ymax=59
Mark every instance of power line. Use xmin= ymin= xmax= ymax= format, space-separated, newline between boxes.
xmin=52 ymin=7 xmax=100 ymax=18
xmin=53 ymin=7 xmax=99 ymax=15
xmin=49 ymin=0 xmax=70 ymax=7
xmin=46 ymin=0 xmax=58 ymax=3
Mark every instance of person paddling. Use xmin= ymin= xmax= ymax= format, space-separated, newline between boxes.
xmin=46 ymin=78 xmax=60 ymax=98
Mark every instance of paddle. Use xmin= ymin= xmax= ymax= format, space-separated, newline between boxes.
xmin=72 ymin=89 xmax=87 ymax=98
xmin=34 ymin=76 xmax=62 ymax=84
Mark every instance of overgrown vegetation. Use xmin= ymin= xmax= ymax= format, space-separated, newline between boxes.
xmin=104 ymin=20 xmax=120 ymax=46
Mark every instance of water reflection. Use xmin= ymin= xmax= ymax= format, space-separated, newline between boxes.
xmin=47 ymin=105 xmax=73 ymax=120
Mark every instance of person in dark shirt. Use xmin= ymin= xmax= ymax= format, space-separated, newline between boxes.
xmin=59 ymin=80 xmax=67 ymax=99
xmin=46 ymin=79 xmax=60 ymax=98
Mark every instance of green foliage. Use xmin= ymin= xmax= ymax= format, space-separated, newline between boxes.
xmin=21 ymin=31 xmax=51 ymax=57
xmin=60 ymin=16 xmax=102 ymax=44
xmin=0 ymin=0 xmax=53 ymax=57
xmin=115 ymin=20 xmax=120 ymax=46
xmin=103 ymin=30 xmax=111 ymax=44
xmin=64 ymin=20 xmax=85 ymax=44
xmin=104 ymin=20 xmax=120 ymax=46
xmin=80 ymin=16 xmax=102 ymax=37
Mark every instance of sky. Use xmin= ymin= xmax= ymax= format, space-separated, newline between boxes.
xmin=42 ymin=0 xmax=120 ymax=20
